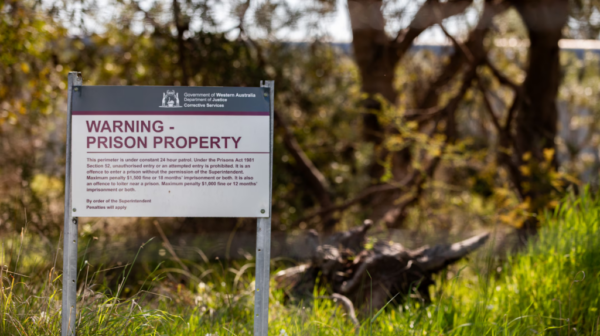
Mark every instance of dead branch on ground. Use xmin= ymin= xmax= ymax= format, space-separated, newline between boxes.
xmin=275 ymin=221 xmax=489 ymax=317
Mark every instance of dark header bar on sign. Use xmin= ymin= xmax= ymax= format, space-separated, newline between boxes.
xmin=72 ymin=86 xmax=270 ymax=113
xmin=73 ymin=111 xmax=270 ymax=116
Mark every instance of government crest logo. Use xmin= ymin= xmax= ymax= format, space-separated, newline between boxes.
xmin=160 ymin=90 xmax=182 ymax=108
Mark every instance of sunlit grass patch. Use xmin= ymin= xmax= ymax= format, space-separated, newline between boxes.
xmin=2 ymin=190 xmax=600 ymax=335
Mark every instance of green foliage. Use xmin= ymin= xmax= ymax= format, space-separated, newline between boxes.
xmin=3 ymin=0 xmax=600 ymax=237
xmin=0 ymin=1 xmax=67 ymax=124
xmin=2 ymin=190 xmax=600 ymax=334
xmin=0 ymin=0 xmax=69 ymax=237
xmin=0 ymin=0 xmax=367 ymax=235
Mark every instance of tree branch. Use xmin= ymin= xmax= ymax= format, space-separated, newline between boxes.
xmin=476 ymin=74 xmax=525 ymax=198
xmin=382 ymin=66 xmax=477 ymax=227
xmin=393 ymin=0 xmax=474 ymax=60
xmin=376 ymin=2 xmax=508 ymax=227
xmin=475 ymin=78 xmax=503 ymax=132
xmin=291 ymin=178 xmax=417 ymax=228
xmin=437 ymin=21 xmax=475 ymax=64
xmin=484 ymin=57 xmax=521 ymax=92
xmin=417 ymin=0 xmax=508 ymax=109
xmin=403 ymin=106 xmax=445 ymax=122
xmin=275 ymin=111 xmax=336 ymax=230
xmin=173 ymin=0 xmax=189 ymax=85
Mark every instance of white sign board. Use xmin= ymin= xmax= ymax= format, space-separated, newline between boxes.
xmin=70 ymin=86 xmax=271 ymax=217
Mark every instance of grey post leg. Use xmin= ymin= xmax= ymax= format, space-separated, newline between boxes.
xmin=62 ymin=71 xmax=82 ymax=336
xmin=254 ymin=80 xmax=274 ymax=336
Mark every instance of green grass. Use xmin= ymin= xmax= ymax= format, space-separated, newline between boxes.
xmin=2 ymin=190 xmax=600 ymax=335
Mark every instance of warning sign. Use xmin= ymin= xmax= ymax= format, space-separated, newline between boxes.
xmin=70 ymin=86 xmax=271 ymax=217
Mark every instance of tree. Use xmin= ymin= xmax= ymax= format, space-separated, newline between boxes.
xmin=323 ymin=0 xmax=572 ymax=236
xmin=509 ymin=0 xmax=569 ymax=237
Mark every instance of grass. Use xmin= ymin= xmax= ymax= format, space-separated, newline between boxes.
xmin=2 ymin=190 xmax=600 ymax=335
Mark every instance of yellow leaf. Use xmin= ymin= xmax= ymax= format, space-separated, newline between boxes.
xmin=21 ymin=63 xmax=30 ymax=74
xmin=519 ymin=165 xmax=531 ymax=176
xmin=513 ymin=218 xmax=525 ymax=229
xmin=499 ymin=214 xmax=514 ymax=224
xmin=551 ymin=179 xmax=565 ymax=191
xmin=429 ymin=147 xmax=441 ymax=157
xmin=543 ymin=148 xmax=555 ymax=162
xmin=433 ymin=134 xmax=446 ymax=143
xmin=500 ymin=211 xmax=526 ymax=228
xmin=522 ymin=152 xmax=531 ymax=161
xmin=563 ymin=173 xmax=581 ymax=185
xmin=517 ymin=198 xmax=530 ymax=210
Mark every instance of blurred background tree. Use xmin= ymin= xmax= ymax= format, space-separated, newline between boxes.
xmin=2 ymin=0 xmax=600 ymax=255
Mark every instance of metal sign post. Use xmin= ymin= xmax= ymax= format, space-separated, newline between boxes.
xmin=61 ymin=75 xmax=275 ymax=336
xmin=62 ymin=71 xmax=81 ymax=336
xmin=254 ymin=80 xmax=274 ymax=336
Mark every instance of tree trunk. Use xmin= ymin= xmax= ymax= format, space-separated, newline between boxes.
xmin=348 ymin=0 xmax=398 ymax=173
xmin=510 ymin=0 xmax=568 ymax=237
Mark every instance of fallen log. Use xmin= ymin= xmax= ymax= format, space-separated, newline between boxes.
xmin=275 ymin=220 xmax=489 ymax=315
